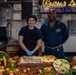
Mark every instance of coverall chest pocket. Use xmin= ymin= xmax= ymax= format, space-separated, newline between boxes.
xmin=55 ymin=29 xmax=62 ymax=37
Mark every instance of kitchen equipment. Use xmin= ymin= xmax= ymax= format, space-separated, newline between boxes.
xmin=6 ymin=22 xmax=12 ymax=41
xmin=68 ymin=20 xmax=76 ymax=34
xmin=0 ymin=42 xmax=7 ymax=48
xmin=1 ymin=7 xmax=13 ymax=22
xmin=0 ymin=27 xmax=7 ymax=41
xmin=0 ymin=27 xmax=7 ymax=48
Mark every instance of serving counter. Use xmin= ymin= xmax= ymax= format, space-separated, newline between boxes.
xmin=6 ymin=45 xmax=19 ymax=57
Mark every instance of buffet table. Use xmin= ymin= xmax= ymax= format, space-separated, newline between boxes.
xmin=0 ymin=51 xmax=76 ymax=75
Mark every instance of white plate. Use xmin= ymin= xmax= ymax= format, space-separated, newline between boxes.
xmin=53 ymin=59 xmax=70 ymax=74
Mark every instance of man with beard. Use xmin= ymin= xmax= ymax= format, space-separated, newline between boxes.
xmin=41 ymin=8 xmax=69 ymax=58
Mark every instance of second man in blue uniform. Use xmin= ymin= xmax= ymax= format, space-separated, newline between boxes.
xmin=41 ymin=8 xmax=69 ymax=58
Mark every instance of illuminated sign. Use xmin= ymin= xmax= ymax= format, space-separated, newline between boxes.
xmin=39 ymin=6 xmax=76 ymax=14
xmin=42 ymin=0 xmax=76 ymax=7
xmin=39 ymin=0 xmax=76 ymax=14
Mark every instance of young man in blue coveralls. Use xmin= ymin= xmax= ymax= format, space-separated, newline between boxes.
xmin=41 ymin=8 xmax=69 ymax=59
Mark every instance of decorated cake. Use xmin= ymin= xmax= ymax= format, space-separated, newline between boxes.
xmin=18 ymin=55 xmax=56 ymax=67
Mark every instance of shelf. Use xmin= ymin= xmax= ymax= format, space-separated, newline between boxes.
xmin=7 ymin=20 xmax=26 ymax=22
xmin=32 ymin=5 xmax=39 ymax=7
xmin=6 ymin=1 xmax=21 ymax=4
xmin=13 ymin=10 xmax=21 ymax=13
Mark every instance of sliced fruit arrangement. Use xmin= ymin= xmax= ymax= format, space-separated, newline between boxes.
xmin=42 ymin=55 xmax=56 ymax=62
xmin=53 ymin=59 xmax=70 ymax=74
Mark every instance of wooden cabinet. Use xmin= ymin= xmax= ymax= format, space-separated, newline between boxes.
xmin=6 ymin=45 xmax=42 ymax=56
xmin=6 ymin=45 xmax=19 ymax=57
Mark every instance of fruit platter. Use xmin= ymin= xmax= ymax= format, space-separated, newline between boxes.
xmin=0 ymin=51 xmax=76 ymax=75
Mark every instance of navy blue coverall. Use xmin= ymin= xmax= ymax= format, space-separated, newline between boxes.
xmin=41 ymin=20 xmax=69 ymax=58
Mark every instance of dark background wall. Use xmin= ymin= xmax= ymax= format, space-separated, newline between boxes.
xmin=22 ymin=0 xmax=32 ymax=19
